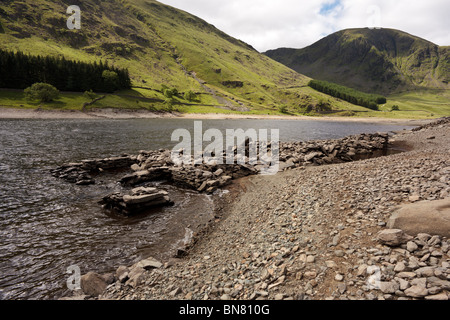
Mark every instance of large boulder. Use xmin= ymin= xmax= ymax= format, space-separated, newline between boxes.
xmin=387 ymin=198 xmax=450 ymax=237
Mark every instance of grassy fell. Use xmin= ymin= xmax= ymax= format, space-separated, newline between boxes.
xmin=0 ymin=2 xmax=448 ymax=119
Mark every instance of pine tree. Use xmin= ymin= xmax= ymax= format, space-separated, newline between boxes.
xmin=0 ymin=49 xmax=131 ymax=92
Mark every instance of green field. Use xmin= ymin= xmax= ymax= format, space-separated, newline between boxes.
xmin=2 ymin=86 xmax=448 ymax=119
xmin=386 ymin=89 xmax=450 ymax=118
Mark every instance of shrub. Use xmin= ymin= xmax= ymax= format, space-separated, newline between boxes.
xmin=278 ymin=105 xmax=288 ymax=114
xmin=168 ymin=88 xmax=178 ymax=97
xmin=24 ymin=83 xmax=59 ymax=102
xmin=367 ymin=101 xmax=379 ymax=111
xmin=391 ymin=105 xmax=400 ymax=111
xmin=163 ymin=87 xmax=179 ymax=99
xmin=102 ymin=70 xmax=119 ymax=93
xmin=184 ymin=90 xmax=197 ymax=101
xmin=83 ymin=89 xmax=97 ymax=101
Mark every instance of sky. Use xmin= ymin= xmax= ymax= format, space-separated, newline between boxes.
xmin=158 ymin=0 xmax=450 ymax=52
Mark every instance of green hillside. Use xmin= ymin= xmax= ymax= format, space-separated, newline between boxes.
xmin=0 ymin=0 xmax=329 ymax=114
xmin=264 ymin=28 xmax=450 ymax=96
xmin=1 ymin=2 xmax=448 ymax=118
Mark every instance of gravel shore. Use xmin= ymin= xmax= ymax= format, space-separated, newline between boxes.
xmin=0 ymin=106 xmax=432 ymax=125
xmin=88 ymin=118 xmax=450 ymax=301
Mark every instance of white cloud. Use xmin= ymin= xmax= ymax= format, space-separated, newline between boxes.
xmin=159 ymin=0 xmax=450 ymax=51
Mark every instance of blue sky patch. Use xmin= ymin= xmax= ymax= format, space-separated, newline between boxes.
xmin=319 ymin=0 xmax=342 ymax=15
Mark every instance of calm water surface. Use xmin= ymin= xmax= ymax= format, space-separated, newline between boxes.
xmin=0 ymin=118 xmax=416 ymax=299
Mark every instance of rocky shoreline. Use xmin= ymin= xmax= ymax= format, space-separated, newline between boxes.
xmin=61 ymin=117 xmax=450 ymax=301
xmin=52 ymin=132 xmax=390 ymax=194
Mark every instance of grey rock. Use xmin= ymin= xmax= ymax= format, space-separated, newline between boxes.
xmin=80 ymin=272 xmax=108 ymax=297
xmin=394 ymin=261 xmax=406 ymax=272
xmin=123 ymin=193 xmax=164 ymax=204
xmin=415 ymin=267 xmax=435 ymax=277
xmin=406 ymin=241 xmax=418 ymax=252
xmin=379 ymin=281 xmax=399 ymax=294
xmin=387 ymin=198 xmax=450 ymax=237
xmin=116 ymin=266 xmax=129 ymax=283
xmin=135 ymin=257 xmax=163 ymax=270
xmin=404 ymin=285 xmax=429 ymax=298
xmin=125 ymin=267 xmax=145 ymax=288
xmin=169 ymin=287 xmax=182 ymax=297
xmin=377 ymin=229 xmax=412 ymax=246
xmin=427 ymin=277 xmax=450 ymax=290
xmin=424 ymin=292 xmax=448 ymax=300
xmin=397 ymin=278 xmax=410 ymax=291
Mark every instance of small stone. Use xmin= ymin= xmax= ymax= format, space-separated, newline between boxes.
xmin=331 ymin=234 xmax=340 ymax=246
xmin=169 ymin=287 xmax=182 ymax=297
xmin=397 ymin=278 xmax=410 ymax=291
xmin=125 ymin=267 xmax=145 ymax=288
xmin=135 ymin=257 xmax=163 ymax=270
xmin=116 ymin=266 xmax=129 ymax=283
xmin=334 ymin=250 xmax=345 ymax=257
xmin=197 ymin=181 xmax=208 ymax=192
xmin=415 ymin=267 xmax=435 ymax=277
xmin=431 ymin=250 xmax=443 ymax=257
xmin=337 ymin=283 xmax=347 ymax=294
xmin=425 ymin=292 xmax=448 ymax=300
xmin=80 ymin=272 xmax=107 ymax=297
xmin=379 ymin=281 xmax=399 ymax=294
xmin=411 ymin=278 xmax=427 ymax=288
xmin=377 ymin=229 xmax=412 ymax=246
xmin=335 ymin=274 xmax=344 ymax=281
xmin=404 ymin=285 xmax=428 ymax=298
xmin=408 ymin=256 xmax=421 ymax=269
xmin=420 ymin=253 xmax=431 ymax=262
xmin=417 ymin=233 xmax=432 ymax=242
xmin=406 ymin=241 xmax=418 ymax=252
xmin=427 ymin=277 xmax=450 ymax=290
xmin=394 ymin=261 xmax=406 ymax=272
xmin=304 ymin=271 xmax=317 ymax=279
xmin=428 ymin=235 xmax=442 ymax=247
xmin=274 ymin=293 xmax=284 ymax=300
xmin=356 ymin=264 xmax=368 ymax=277
xmin=397 ymin=272 xmax=417 ymax=279
xmin=428 ymin=286 xmax=443 ymax=295
xmin=306 ymin=255 xmax=315 ymax=263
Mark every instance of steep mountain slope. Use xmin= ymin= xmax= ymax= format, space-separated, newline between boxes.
xmin=0 ymin=0 xmax=314 ymax=112
xmin=264 ymin=28 xmax=450 ymax=95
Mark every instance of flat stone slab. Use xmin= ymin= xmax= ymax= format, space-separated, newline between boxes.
xmin=123 ymin=191 xmax=168 ymax=204
xmin=388 ymin=198 xmax=450 ymax=237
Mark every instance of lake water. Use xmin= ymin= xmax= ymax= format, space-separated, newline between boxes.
xmin=0 ymin=118 xmax=416 ymax=300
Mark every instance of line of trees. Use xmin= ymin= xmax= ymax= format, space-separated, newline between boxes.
xmin=0 ymin=49 xmax=131 ymax=93
xmin=308 ymin=80 xmax=386 ymax=110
